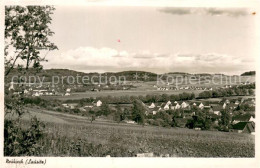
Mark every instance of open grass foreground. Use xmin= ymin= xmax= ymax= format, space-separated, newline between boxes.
xmin=15 ymin=109 xmax=254 ymax=157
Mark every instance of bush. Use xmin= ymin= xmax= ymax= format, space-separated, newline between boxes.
xmin=4 ymin=117 xmax=45 ymax=156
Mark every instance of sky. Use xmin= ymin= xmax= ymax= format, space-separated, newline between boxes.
xmin=41 ymin=6 xmax=258 ymax=75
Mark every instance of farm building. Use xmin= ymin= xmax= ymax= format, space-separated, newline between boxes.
xmin=231 ymin=122 xmax=255 ymax=134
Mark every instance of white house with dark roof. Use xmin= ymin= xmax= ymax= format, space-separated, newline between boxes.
xmin=249 ymin=116 xmax=256 ymax=123
xmin=223 ymin=103 xmax=227 ymax=109
xmin=174 ymin=103 xmax=181 ymax=110
xmin=164 ymin=104 xmax=170 ymax=110
xmin=181 ymin=102 xmax=188 ymax=108
xmin=96 ymin=100 xmax=102 ymax=107
xmin=65 ymin=92 xmax=70 ymax=96
xmin=9 ymin=82 xmax=15 ymax=91
xmin=166 ymin=101 xmax=171 ymax=105
xmin=149 ymin=103 xmax=155 ymax=109
xmin=235 ymin=100 xmax=240 ymax=105
xmin=199 ymin=103 xmax=204 ymax=109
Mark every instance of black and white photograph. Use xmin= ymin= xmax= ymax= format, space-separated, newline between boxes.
xmin=1 ymin=0 xmax=260 ymax=167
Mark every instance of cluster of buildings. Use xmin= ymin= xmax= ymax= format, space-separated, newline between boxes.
xmin=62 ymin=100 xmax=102 ymax=110
xmin=144 ymin=98 xmax=255 ymax=134
xmin=8 ymin=82 xmax=74 ymax=97
xmin=155 ymin=85 xmax=214 ymax=91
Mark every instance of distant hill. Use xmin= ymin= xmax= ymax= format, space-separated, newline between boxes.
xmin=5 ymin=69 xmax=159 ymax=83
xmin=6 ymin=68 xmax=247 ymax=84
xmin=241 ymin=71 xmax=255 ymax=76
xmin=167 ymin=72 xmax=190 ymax=75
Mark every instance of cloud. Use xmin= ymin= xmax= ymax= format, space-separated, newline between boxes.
xmin=158 ymin=8 xmax=249 ymax=17
xmin=206 ymin=8 xmax=248 ymax=17
xmin=158 ymin=8 xmax=191 ymax=15
xmin=43 ymin=47 xmax=255 ymax=75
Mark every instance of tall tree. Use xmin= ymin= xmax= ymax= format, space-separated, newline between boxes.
xmin=5 ymin=6 xmax=58 ymax=76
xmin=131 ymin=100 xmax=145 ymax=124
xmin=4 ymin=6 xmax=57 ymax=156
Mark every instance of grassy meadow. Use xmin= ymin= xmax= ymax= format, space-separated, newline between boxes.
xmin=18 ymin=108 xmax=254 ymax=157
xmin=44 ymin=89 xmax=203 ymax=100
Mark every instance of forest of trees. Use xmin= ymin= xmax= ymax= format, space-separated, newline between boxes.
xmin=241 ymin=71 xmax=255 ymax=76
xmin=197 ymin=84 xmax=255 ymax=99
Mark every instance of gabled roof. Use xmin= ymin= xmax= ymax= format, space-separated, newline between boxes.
xmin=232 ymin=122 xmax=255 ymax=132
xmin=233 ymin=115 xmax=251 ymax=122
xmin=232 ymin=122 xmax=248 ymax=130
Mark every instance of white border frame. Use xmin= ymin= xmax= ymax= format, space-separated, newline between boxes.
xmin=0 ymin=0 xmax=259 ymax=168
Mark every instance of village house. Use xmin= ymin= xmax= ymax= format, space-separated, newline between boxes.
xmin=32 ymin=92 xmax=40 ymax=97
xmin=164 ymin=104 xmax=170 ymax=110
xmin=96 ymin=100 xmax=102 ymax=107
xmin=67 ymin=103 xmax=78 ymax=109
xmin=62 ymin=103 xmax=69 ymax=108
xmin=171 ymin=103 xmax=180 ymax=110
xmin=225 ymin=99 xmax=230 ymax=104
xmin=65 ymin=92 xmax=70 ymax=96
xmin=66 ymin=88 xmax=71 ymax=92
xmin=249 ymin=116 xmax=256 ymax=123
xmin=9 ymin=82 xmax=15 ymax=91
xmin=223 ymin=103 xmax=227 ymax=109
xmin=24 ymin=89 xmax=29 ymax=94
xmin=166 ymin=101 xmax=172 ymax=105
xmin=199 ymin=103 xmax=204 ymax=109
xmin=181 ymin=102 xmax=189 ymax=109
xmin=148 ymin=103 xmax=155 ymax=109
xmin=231 ymin=122 xmax=255 ymax=134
